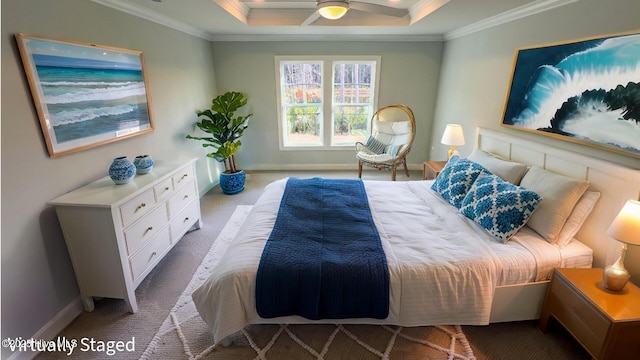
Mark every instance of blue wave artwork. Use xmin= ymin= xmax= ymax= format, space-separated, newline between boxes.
xmin=503 ymin=33 xmax=640 ymax=156
xmin=25 ymin=39 xmax=151 ymax=145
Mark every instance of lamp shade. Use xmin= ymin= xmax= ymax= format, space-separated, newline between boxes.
xmin=607 ymin=200 xmax=640 ymax=246
xmin=318 ymin=1 xmax=349 ymax=20
xmin=440 ymin=124 xmax=465 ymax=146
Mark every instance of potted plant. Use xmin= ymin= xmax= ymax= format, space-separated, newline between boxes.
xmin=186 ymin=91 xmax=252 ymax=194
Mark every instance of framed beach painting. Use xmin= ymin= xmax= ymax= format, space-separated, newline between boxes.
xmin=15 ymin=34 xmax=154 ymax=157
xmin=501 ymin=31 xmax=640 ymax=158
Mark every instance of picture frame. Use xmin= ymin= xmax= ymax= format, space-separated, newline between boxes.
xmin=15 ymin=33 xmax=155 ymax=157
xmin=501 ymin=31 xmax=640 ymax=158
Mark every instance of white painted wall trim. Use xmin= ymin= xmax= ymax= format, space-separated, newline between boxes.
xmin=244 ymin=163 xmax=424 ymax=172
xmin=6 ymin=298 xmax=83 ymax=360
xmin=91 ymin=0 xmax=579 ymax=43
xmin=444 ymin=0 xmax=580 ymax=40
xmin=90 ymin=0 xmax=210 ymax=40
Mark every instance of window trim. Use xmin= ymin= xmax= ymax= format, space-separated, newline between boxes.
xmin=275 ymin=55 xmax=381 ymax=151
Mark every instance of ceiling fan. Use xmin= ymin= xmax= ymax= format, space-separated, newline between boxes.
xmin=231 ymin=0 xmax=412 ymax=27
xmin=239 ymin=0 xmax=409 ymax=26
xmin=315 ymin=0 xmax=408 ymax=20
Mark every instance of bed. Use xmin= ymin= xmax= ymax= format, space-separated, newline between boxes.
xmin=192 ymin=127 xmax=640 ymax=345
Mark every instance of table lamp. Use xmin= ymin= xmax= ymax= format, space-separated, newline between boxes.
xmin=604 ymin=199 xmax=640 ymax=291
xmin=440 ymin=124 xmax=465 ymax=159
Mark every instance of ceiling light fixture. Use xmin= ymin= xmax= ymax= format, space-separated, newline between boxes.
xmin=317 ymin=0 xmax=349 ymax=20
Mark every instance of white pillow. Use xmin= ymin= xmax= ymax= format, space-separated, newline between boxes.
xmin=556 ymin=191 xmax=600 ymax=247
xmin=519 ymin=166 xmax=590 ymax=244
xmin=467 ymin=149 xmax=529 ymax=185
xmin=391 ymin=121 xmax=412 ymax=134
xmin=374 ymin=120 xmax=410 ymax=135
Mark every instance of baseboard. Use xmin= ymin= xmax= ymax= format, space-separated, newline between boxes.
xmin=6 ymin=298 xmax=83 ymax=360
xmin=244 ymin=163 xmax=424 ymax=172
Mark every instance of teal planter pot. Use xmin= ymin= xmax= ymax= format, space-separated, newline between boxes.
xmin=219 ymin=170 xmax=246 ymax=195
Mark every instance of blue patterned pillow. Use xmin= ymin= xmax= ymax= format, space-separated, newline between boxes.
xmin=385 ymin=144 xmax=401 ymax=156
xmin=460 ymin=172 xmax=542 ymax=243
xmin=431 ymin=156 xmax=486 ymax=208
xmin=365 ymin=136 xmax=386 ymax=154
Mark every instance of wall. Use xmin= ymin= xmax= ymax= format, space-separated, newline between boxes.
xmin=210 ymin=41 xmax=443 ymax=171
xmin=432 ymin=0 xmax=640 ymax=280
xmin=1 ymin=1 xmax=218 ymax=358
xmin=3 ymin=0 xmax=639 ymax=358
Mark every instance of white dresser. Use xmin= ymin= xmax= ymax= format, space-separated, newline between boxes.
xmin=49 ymin=159 xmax=202 ymax=313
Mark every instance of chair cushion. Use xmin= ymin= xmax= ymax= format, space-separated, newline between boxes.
xmin=374 ymin=121 xmax=412 ymax=145
xmin=357 ymin=152 xmax=394 ymax=163
xmin=364 ymin=136 xmax=386 ymax=154
xmin=374 ymin=120 xmax=412 ymax=135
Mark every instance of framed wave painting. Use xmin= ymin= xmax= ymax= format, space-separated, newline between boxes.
xmin=501 ymin=31 xmax=640 ymax=158
xmin=15 ymin=34 xmax=154 ymax=157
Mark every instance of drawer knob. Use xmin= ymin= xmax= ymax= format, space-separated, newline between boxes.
xmin=145 ymin=226 xmax=153 ymax=234
xmin=136 ymin=203 xmax=146 ymax=211
xmin=179 ymin=174 xmax=188 ymax=182
xmin=183 ymin=217 xmax=189 ymax=223
xmin=150 ymin=251 xmax=157 ymax=258
xmin=183 ymin=195 xmax=189 ymax=200
xmin=164 ymin=187 xmax=170 ymax=192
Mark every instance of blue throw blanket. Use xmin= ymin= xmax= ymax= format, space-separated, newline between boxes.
xmin=255 ymin=177 xmax=390 ymax=320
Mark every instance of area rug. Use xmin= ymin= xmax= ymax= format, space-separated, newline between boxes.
xmin=141 ymin=205 xmax=476 ymax=360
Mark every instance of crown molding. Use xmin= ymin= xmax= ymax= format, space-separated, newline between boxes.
xmin=444 ymin=0 xmax=580 ymax=40
xmin=213 ymin=0 xmax=249 ymax=24
xmin=409 ymin=0 xmax=451 ymax=25
xmin=92 ymin=0 xmax=580 ymax=43
xmin=91 ymin=0 xmax=213 ymax=40
xmin=208 ymin=34 xmax=444 ymax=42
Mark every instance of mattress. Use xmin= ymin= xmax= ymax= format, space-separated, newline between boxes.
xmin=192 ymin=178 xmax=593 ymax=344
xmin=407 ymin=180 xmax=592 ymax=286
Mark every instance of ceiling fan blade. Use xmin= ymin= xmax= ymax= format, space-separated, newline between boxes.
xmin=349 ymin=2 xmax=408 ymax=17
xmin=301 ymin=11 xmax=321 ymax=26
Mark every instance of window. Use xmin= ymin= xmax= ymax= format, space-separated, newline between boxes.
xmin=276 ymin=56 xmax=380 ymax=149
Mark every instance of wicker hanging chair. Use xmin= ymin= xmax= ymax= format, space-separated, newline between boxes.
xmin=355 ymin=104 xmax=416 ymax=181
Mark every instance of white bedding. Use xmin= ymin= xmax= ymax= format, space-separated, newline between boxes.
xmin=192 ymin=178 xmax=592 ymax=344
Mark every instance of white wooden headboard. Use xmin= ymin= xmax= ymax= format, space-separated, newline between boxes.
xmin=475 ymin=128 xmax=640 ymax=282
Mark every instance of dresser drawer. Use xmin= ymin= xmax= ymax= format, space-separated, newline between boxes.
xmin=124 ymin=203 xmax=169 ymax=256
xmin=170 ymin=200 xmax=200 ymax=241
xmin=153 ymin=177 xmax=174 ymax=203
xmin=167 ymin=180 xmax=196 ymax=218
xmin=172 ymin=165 xmax=194 ymax=190
xmin=548 ymin=277 xmax=610 ymax=355
xmin=129 ymin=227 xmax=171 ymax=282
xmin=120 ymin=189 xmax=155 ymax=227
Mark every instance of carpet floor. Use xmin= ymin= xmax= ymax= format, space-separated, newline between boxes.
xmin=141 ymin=205 xmax=475 ymax=360
xmin=36 ymin=170 xmax=591 ymax=360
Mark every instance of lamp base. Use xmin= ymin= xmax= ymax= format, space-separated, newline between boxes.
xmin=603 ymin=244 xmax=630 ymax=291
xmin=447 ymin=146 xmax=456 ymax=159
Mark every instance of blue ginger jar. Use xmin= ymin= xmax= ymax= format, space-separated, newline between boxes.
xmin=133 ymin=154 xmax=154 ymax=174
xmin=109 ymin=156 xmax=136 ymax=185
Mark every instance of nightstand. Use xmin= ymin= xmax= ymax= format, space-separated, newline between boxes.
xmin=539 ymin=268 xmax=640 ymax=359
xmin=423 ymin=161 xmax=447 ymax=180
